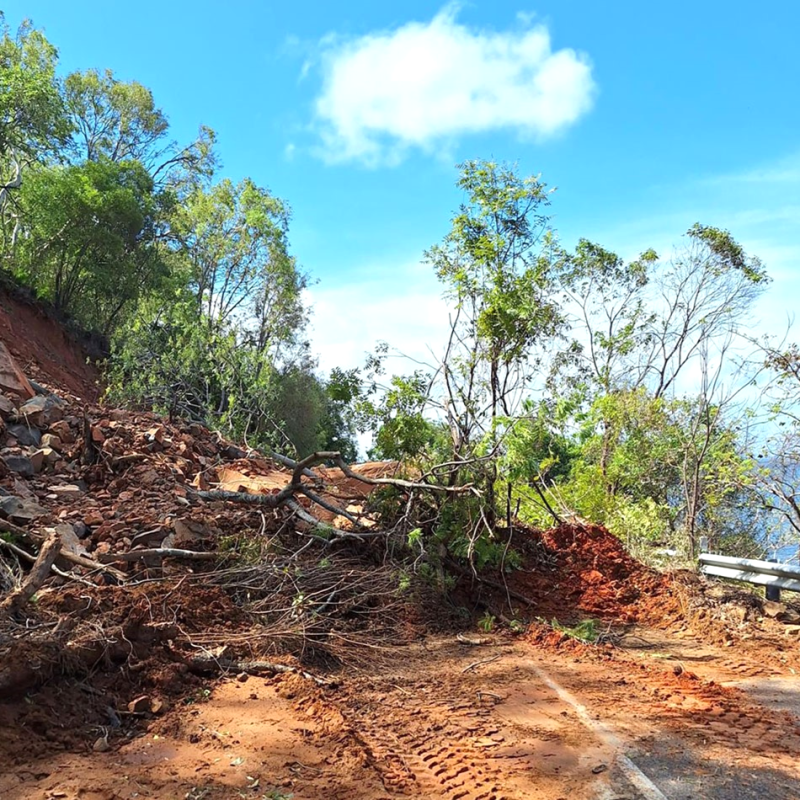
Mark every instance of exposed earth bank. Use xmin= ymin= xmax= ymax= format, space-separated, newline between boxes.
xmin=1 ymin=298 xmax=800 ymax=799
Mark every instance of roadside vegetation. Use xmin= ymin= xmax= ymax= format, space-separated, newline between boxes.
xmin=3 ymin=13 xmax=800 ymax=574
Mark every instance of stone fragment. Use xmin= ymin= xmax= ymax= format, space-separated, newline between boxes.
xmin=47 ymin=420 xmax=74 ymax=443
xmin=128 ymin=695 xmax=151 ymax=713
xmin=763 ymin=600 xmax=785 ymax=618
xmin=12 ymin=478 xmax=34 ymax=498
xmin=43 ymin=446 xmax=58 ymax=464
xmin=0 ymin=393 xmax=16 ymax=419
xmin=18 ymin=395 xmax=64 ymax=427
xmin=6 ymin=424 xmax=41 ymax=447
xmin=28 ymin=449 xmax=45 ymax=473
xmin=150 ymin=697 xmax=167 ymax=714
xmin=162 ymin=518 xmax=214 ymax=549
xmin=0 ymin=495 xmax=23 ymax=519
xmin=41 ymin=433 xmax=62 ymax=451
xmin=2 ymin=453 xmax=34 ymax=477
xmin=191 ymin=472 xmax=210 ymax=491
xmin=146 ymin=426 xmax=165 ymax=444
xmin=54 ymin=522 xmax=89 ymax=558
xmin=84 ymin=510 xmax=105 ymax=527
xmin=9 ymin=498 xmax=47 ymax=524
xmin=0 ymin=342 xmax=34 ymax=400
xmin=52 ymin=483 xmax=84 ymax=496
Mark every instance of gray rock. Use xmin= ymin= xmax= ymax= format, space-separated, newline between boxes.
xmin=17 ymin=395 xmax=64 ymax=428
xmin=6 ymin=424 xmax=41 ymax=447
xmin=28 ymin=380 xmax=49 ymax=396
xmin=2 ymin=454 xmax=34 ymax=477
xmin=8 ymin=498 xmax=47 ymax=524
xmin=0 ymin=495 xmax=23 ymax=518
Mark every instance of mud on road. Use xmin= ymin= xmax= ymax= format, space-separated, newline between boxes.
xmin=4 ymin=626 xmax=800 ymax=800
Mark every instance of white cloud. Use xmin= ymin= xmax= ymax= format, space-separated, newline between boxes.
xmin=311 ymin=5 xmax=595 ymax=165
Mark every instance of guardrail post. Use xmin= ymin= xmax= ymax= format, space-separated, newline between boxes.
xmin=766 ymin=558 xmax=781 ymax=602
xmin=699 ymin=536 xmax=709 ymax=554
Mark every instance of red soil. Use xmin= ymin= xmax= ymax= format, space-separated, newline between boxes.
xmin=0 ymin=287 xmax=101 ymax=402
xmin=501 ymin=522 xmax=683 ymax=625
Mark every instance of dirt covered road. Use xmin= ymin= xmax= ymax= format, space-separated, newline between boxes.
xmin=4 ymin=624 xmax=800 ymax=800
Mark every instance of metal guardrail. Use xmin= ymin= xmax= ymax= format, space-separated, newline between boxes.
xmin=699 ymin=552 xmax=800 ymax=593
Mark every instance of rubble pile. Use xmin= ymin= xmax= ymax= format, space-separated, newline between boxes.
xmin=504 ymin=522 xmax=684 ymax=625
xmin=0 ymin=369 xmax=285 ymax=575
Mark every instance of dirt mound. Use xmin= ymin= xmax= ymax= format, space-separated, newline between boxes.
xmin=500 ymin=522 xmax=684 ymax=625
xmin=0 ymin=287 xmax=101 ymax=402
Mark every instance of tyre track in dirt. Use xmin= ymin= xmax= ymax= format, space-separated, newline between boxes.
xmin=330 ymin=639 xmax=632 ymax=800
xmin=347 ymin=694 xmax=507 ymax=799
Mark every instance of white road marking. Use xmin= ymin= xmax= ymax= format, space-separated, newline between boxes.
xmin=530 ymin=662 xmax=670 ymax=800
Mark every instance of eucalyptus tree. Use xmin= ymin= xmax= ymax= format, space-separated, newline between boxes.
xmin=413 ymin=159 xmax=565 ymax=542
xmin=63 ymin=68 xmax=216 ymax=187
xmin=0 ymin=15 xmax=69 ymax=247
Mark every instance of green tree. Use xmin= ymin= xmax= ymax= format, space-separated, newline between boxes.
xmin=0 ymin=15 xmax=69 ymax=248
xmin=16 ymin=157 xmax=167 ymax=332
xmin=424 ymin=159 xmax=563 ymax=526
xmin=63 ymin=68 xmax=216 ymax=185
xmin=173 ymin=177 xmax=306 ymax=357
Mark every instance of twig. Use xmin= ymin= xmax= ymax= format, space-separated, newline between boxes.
xmin=95 ymin=548 xmax=220 ymax=564
xmin=461 ymin=654 xmax=501 ymax=673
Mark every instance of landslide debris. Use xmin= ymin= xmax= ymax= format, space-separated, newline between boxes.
xmin=508 ymin=521 xmax=684 ymax=624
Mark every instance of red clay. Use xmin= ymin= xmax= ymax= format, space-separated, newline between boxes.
xmin=0 ymin=288 xmax=101 ymax=401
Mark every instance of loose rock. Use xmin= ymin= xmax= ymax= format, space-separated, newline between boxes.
xmin=6 ymin=424 xmax=42 ymax=448
xmin=2 ymin=453 xmax=34 ymax=477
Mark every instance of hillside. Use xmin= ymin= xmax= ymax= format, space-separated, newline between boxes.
xmin=1 ymin=304 xmax=800 ymax=799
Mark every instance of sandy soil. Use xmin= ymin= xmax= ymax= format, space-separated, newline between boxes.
xmin=3 ymin=625 xmax=800 ymax=800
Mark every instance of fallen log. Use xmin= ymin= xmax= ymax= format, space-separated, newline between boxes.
xmin=0 ymin=531 xmax=60 ymax=615
xmin=195 ymin=449 xmax=479 ymax=541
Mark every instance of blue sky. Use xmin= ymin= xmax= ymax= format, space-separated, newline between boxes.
xmin=6 ymin=1 xmax=800 ymax=370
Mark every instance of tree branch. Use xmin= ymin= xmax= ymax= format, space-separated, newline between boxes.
xmin=1 ymin=531 xmax=60 ymax=615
